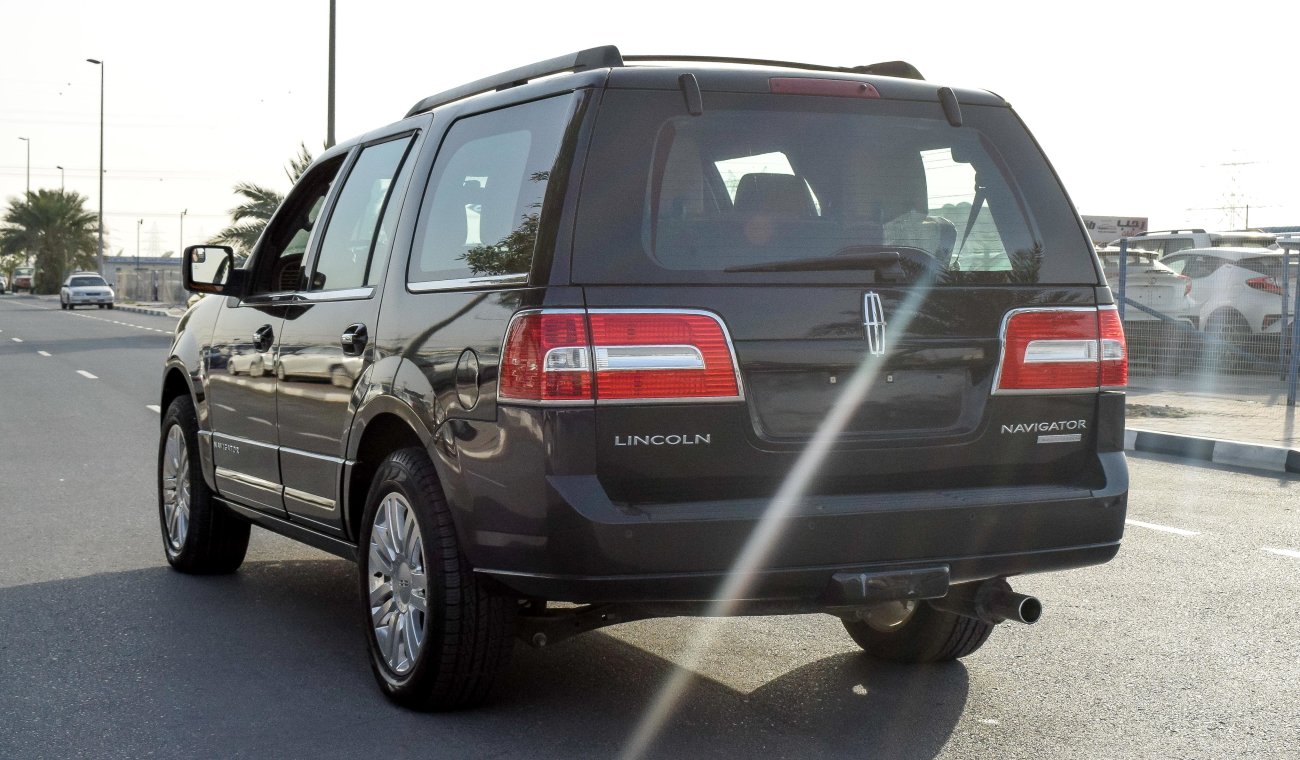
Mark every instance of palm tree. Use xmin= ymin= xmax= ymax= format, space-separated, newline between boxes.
xmin=0 ymin=189 xmax=99 ymax=293
xmin=212 ymin=143 xmax=315 ymax=255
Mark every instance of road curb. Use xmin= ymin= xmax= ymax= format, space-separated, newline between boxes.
xmin=1126 ymin=427 xmax=1300 ymax=474
xmin=115 ymin=304 xmax=180 ymax=318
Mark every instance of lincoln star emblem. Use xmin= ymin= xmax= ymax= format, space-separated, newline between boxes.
xmin=864 ymin=292 xmax=886 ymax=356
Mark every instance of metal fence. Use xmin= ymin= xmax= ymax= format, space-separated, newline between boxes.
xmin=1116 ymin=239 xmax=1300 ymax=405
xmin=114 ymin=268 xmax=187 ymax=305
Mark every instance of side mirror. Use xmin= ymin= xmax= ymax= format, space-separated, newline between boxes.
xmin=183 ymin=244 xmax=246 ymax=297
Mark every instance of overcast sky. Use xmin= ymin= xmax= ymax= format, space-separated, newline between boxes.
xmin=3 ymin=0 xmax=1298 ymax=257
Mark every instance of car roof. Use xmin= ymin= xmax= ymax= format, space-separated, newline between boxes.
xmin=1170 ymin=247 xmax=1285 ymax=259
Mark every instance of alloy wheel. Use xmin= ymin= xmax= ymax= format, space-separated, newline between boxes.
xmin=367 ymin=492 xmax=428 ymax=675
xmin=160 ymin=424 xmax=191 ymax=552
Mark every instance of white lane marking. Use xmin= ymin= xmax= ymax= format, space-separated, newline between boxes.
xmin=11 ymin=337 xmax=22 ymax=343
xmin=146 ymin=404 xmax=161 ymax=413
xmin=77 ymin=370 xmax=99 ymax=380
xmin=1263 ymin=548 xmax=1300 ymax=560
xmin=62 ymin=309 xmax=174 ymax=334
xmin=38 ymin=351 xmax=51 ymax=357
xmin=1125 ymin=519 xmax=1201 ymax=537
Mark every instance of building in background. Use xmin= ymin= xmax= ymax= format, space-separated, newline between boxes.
xmin=1082 ymin=215 xmax=1148 ymax=246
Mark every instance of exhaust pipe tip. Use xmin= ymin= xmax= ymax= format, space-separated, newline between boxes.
xmin=929 ymin=578 xmax=1042 ymax=625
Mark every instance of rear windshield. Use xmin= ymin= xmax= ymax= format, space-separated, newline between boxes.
xmin=573 ymin=90 xmax=1096 ymax=285
xmin=70 ymin=276 xmax=107 ymax=287
xmin=1239 ymin=256 xmax=1285 ymax=279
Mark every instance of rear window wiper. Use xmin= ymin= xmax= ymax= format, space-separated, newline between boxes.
xmin=723 ymin=246 xmax=933 ymax=275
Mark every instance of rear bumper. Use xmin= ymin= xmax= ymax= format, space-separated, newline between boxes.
xmin=472 ymin=452 xmax=1128 ymax=604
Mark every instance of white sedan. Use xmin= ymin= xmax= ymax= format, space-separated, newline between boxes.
xmin=60 ymin=273 xmax=116 ymax=310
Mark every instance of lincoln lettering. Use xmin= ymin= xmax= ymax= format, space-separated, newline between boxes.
xmin=614 ymin=434 xmax=712 ymax=447
xmin=1001 ymin=420 xmax=1086 ymax=435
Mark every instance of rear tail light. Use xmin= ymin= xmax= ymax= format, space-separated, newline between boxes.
xmin=1179 ymin=274 xmax=1192 ymax=297
xmin=1246 ymin=276 xmax=1283 ymax=295
xmin=994 ymin=306 xmax=1127 ymax=394
xmin=499 ymin=310 xmax=743 ymax=404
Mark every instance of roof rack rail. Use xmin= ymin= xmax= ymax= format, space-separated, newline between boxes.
xmin=403 ymin=47 xmax=928 ymax=118
xmin=404 ymin=45 xmax=625 ymax=118
xmin=625 ymin=55 xmax=924 ymax=80
xmin=1134 ymin=229 xmax=1207 ymax=236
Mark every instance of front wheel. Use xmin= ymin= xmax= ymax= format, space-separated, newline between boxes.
xmin=358 ymin=448 xmax=516 ymax=710
xmin=158 ymin=397 xmax=250 ymax=573
xmin=842 ymin=600 xmax=994 ymax=663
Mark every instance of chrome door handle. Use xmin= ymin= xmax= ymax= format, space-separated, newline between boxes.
xmin=341 ymin=324 xmax=368 ymax=356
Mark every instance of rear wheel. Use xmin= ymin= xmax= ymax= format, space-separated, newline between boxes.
xmin=842 ymin=600 xmax=994 ymax=663
xmin=1204 ymin=310 xmax=1250 ymax=371
xmin=158 ymin=397 xmax=250 ymax=574
xmin=359 ymin=447 xmax=516 ymax=710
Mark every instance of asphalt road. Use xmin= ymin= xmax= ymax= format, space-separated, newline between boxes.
xmin=1 ymin=293 xmax=1298 ymax=759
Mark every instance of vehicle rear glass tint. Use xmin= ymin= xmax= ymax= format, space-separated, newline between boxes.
xmin=1240 ymin=256 xmax=1285 ymax=279
xmin=573 ymin=90 xmax=1097 ymax=286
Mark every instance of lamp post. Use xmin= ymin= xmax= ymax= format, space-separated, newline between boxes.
xmin=327 ymin=0 xmax=336 ymax=149
xmin=18 ymin=137 xmax=30 ymax=196
xmin=87 ymin=58 xmax=104 ymax=277
xmin=179 ymin=209 xmax=187 ymax=256
xmin=136 ymin=218 xmax=143 ymax=269
xmin=56 ymin=165 xmax=65 ymax=191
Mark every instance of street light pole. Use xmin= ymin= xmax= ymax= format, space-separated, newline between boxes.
xmin=179 ymin=209 xmax=187 ymax=256
xmin=326 ymin=0 xmax=336 ymax=149
xmin=18 ymin=137 xmax=30 ymax=196
xmin=87 ymin=58 xmax=104 ymax=278
xmin=136 ymin=218 xmax=142 ymax=269
xmin=56 ymin=165 xmax=65 ymax=191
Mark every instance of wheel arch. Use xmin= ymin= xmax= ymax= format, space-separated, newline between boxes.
xmin=345 ymin=398 xmax=434 ymax=543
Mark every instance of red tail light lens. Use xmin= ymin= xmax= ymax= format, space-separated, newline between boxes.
xmin=1179 ymin=274 xmax=1192 ymax=297
xmin=499 ymin=312 xmax=592 ymax=402
xmin=1098 ymin=307 xmax=1128 ymax=389
xmin=994 ymin=307 xmax=1126 ymax=393
xmin=1246 ymin=276 xmax=1283 ymax=295
xmin=499 ymin=310 xmax=742 ymax=404
xmin=588 ymin=312 xmax=741 ymax=401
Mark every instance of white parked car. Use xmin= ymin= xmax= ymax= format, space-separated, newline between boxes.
xmin=60 ymin=272 xmax=115 ymax=309
xmin=1098 ymin=247 xmax=1196 ymax=372
xmin=1097 ymin=247 xmax=1195 ymax=324
xmin=1159 ymin=247 xmax=1293 ymax=356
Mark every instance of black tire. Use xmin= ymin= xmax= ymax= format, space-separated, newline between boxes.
xmin=1204 ymin=310 xmax=1250 ymax=371
xmin=842 ymin=600 xmax=994 ymax=663
xmin=158 ymin=396 xmax=250 ymax=574
xmin=107 ymin=303 xmax=114 ymax=310
xmin=358 ymin=447 xmax=516 ymax=710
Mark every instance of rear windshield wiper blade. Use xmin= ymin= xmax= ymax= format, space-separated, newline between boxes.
xmin=723 ymin=246 xmax=931 ymax=274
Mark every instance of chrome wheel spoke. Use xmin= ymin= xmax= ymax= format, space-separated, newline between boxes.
xmin=161 ymin=425 xmax=191 ymax=550
xmin=367 ymin=543 xmax=395 ymax=577
xmin=366 ymin=490 xmax=426 ymax=675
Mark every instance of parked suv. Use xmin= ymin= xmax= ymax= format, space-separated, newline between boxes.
xmin=159 ymin=46 xmax=1128 ymax=710
xmin=1111 ymin=228 xmax=1276 ymax=256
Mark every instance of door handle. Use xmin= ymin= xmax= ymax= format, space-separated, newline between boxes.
xmin=253 ymin=324 xmax=274 ymax=352
xmin=341 ymin=323 xmax=368 ymax=356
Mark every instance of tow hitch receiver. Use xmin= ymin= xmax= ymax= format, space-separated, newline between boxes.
xmin=827 ymin=566 xmax=950 ymax=606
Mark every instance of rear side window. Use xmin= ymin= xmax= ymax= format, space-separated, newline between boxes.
xmin=408 ymin=95 xmax=574 ymax=286
xmin=574 ymin=91 xmax=1097 ymax=285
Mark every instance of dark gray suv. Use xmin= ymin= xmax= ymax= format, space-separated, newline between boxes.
xmin=158 ymin=46 xmax=1128 ymax=710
